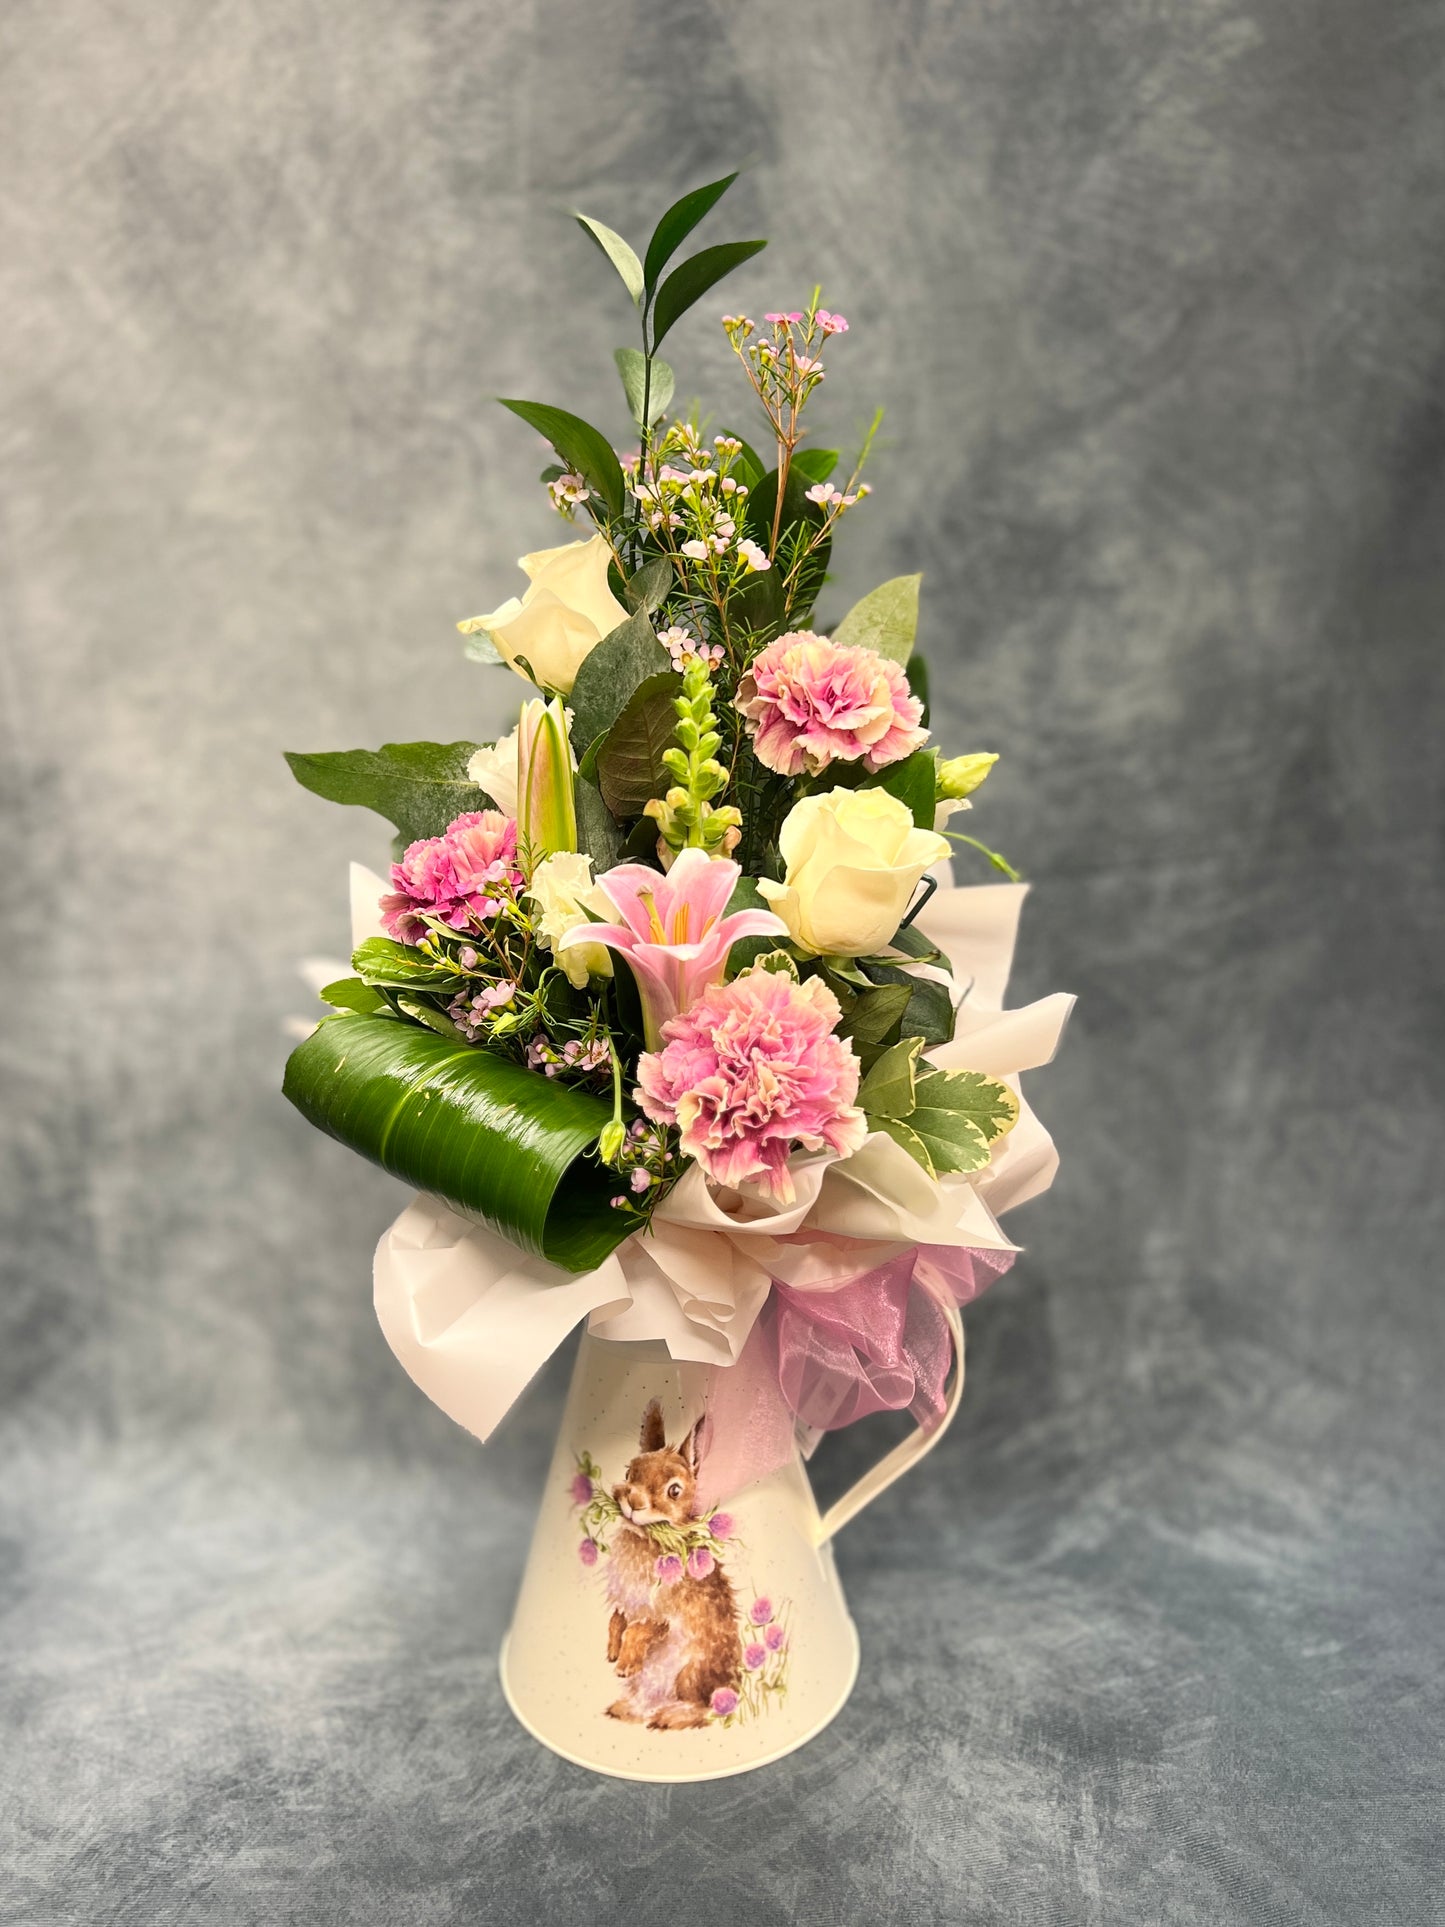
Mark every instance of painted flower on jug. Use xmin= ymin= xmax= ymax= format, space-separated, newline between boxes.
xmin=737 ymin=630 xmax=927 ymax=776
xmin=636 ymin=967 xmax=866 ymax=1202
xmin=710 ymin=1687 xmax=739 ymax=1718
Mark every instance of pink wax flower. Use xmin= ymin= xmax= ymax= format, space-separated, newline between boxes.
xmin=636 ymin=968 xmax=866 ymax=1203
xmin=560 ymin=847 xmax=784 ymax=1049
xmin=749 ymin=1597 xmax=773 ymax=1626
xmin=737 ymin=632 xmax=928 ymax=778
xmin=817 ymin=310 xmax=849 ymax=335
xmin=710 ymin=1687 xmax=739 ymax=1718
xmin=708 ymin=1512 xmax=734 ymax=1541
xmin=687 ymin=1546 xmax=715 ymax=1580
xmin=578 ymin=1538 xmax=599 ymax=1567
xmin=655 ymin=1553 xmax=684 ymax=1585
xmin=380 ymin=809 xmax=521 ymax=942
xmin=569 ymin=1471 xmax=593 ymax=1505
xmin=744 ymin=1642 xmax=766 ymax=1671
xmin=764 ymin=1623 xmax=786 ymax=1652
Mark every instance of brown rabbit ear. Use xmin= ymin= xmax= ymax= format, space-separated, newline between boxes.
xmin=680 ymin=1413 xmax=712 ymax=1475
xmin=639 ymin=1399 xmax=667 ymax=1453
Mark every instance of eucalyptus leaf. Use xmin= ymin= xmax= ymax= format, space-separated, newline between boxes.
xmin=567 ymin=612 xmax=671 ymax=754
xmin=622 ymin=556 xmax=675 ymax=616
xmin=906 ymin=1069 xmax=1020 ymax=1176
xmin=643 ymin=171 xmax=739 ymax=291
xmin=460 ymin=625 xmax=505 ymax=666
xmin=594 ymin=673 xmax=680 ymax=817
xmin=857 ymin=1036 xmax=923 ymax=1119
xmin=282 ymin=1016 xmax=628 ymax=1271
xmin=498 ymin=398 xmax=625 ymax=520
xmin=574 ymin=213 xmax=645 ymax=307
xmin=574 ymin=773 xmax=625 ymax=870
xmin=614 ymin=348 xmax=675 ymax=427
xmin=832 ymin=573 xmax=922 ymax=665
xmin=284 ymin=741 xmax=488 ymax=845
xmin=651 ymin=239 xmax=767 ymax=348
xmin=319 ymin=977 xmax=388 ymax=1016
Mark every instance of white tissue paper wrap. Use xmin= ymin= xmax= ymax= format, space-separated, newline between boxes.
xmin=365 ymin=867 xmax=1072 ymax=1443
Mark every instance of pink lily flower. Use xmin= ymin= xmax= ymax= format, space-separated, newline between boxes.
xmin=560 ymin=847 xmax=786 ymax=1047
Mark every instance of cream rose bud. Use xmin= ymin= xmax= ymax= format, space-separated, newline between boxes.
xmin=526 ymin=851 xmax=613 ymax=986
xmin=463 ymin=534 xmax=627 ymax=694
xmin=757 ymin=788 xmax=951 ymax=958
xmin=467 ymin=725 xmax=520 ymax=816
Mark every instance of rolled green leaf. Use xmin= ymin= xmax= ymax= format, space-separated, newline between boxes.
xmin=283 ymin=1016 xmax=630 ymax=1272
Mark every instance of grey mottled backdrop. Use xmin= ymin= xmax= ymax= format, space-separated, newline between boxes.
xmin=3 ymin=2 xmax=1443 ymax=1922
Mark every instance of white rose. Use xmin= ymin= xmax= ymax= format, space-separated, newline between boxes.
xmin=757 ymin=787 xmax=951 ymax=957
xmin=467 ymin=724 xmax=519 ymax=816
xmin=463 ymin=534 xmax=627 ymax=694
xmin=526 ymin=851 xmax=613 ymax=986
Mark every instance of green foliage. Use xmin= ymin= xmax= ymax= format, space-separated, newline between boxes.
xmin=351 ymin=937 xmax=466 ymax=992
xmin=789 ymin=447 xmax=839 ymax=484
xmin=498 ymin=398 xmax=626 ymax=520
xmin=857 ymin=958 xmax=954 ymax=1047
xmin=906 ymin=1069 xmax=1019 ymax=1176
xmin=614 ymin=348 xmax=675 ymax=426
xmin=574 ymin=214 xmax=644 ymax=306
xmin=744 ymin=465 xmax=831 ymax=620
xmin=866 ymin=748 xmax=938 ymax=829
xmin=621 ymin=556 xmax=675 ymax=616
xmin=318 ymin=977 xmax=388 ymax=1016
xmin=643 ymin=171 xmax=740 ymax=291
xmin=574 ymin=773 xmax=625 ymax=870
xmin=857 ymin=1036 xmax=923 ymax=1119
xmin=651 ymin=240 xmax=768 ymax=347
xmin=838 ymin=981 xmax=913 ymax=1046
xmin=284 ymin=742 xmax=488 ymax=844
xmin=832 ymin=573 xmax=921 ymax=665
xmin=567 ymin=613 xmax=670 ymax=754
xmin=593 ymin=673 xmax=681 ymax=816
xmin=282 ymin=1016 xmax=629 ymax=1271
xmin=906 ymin=652 xmax=930 ymax=725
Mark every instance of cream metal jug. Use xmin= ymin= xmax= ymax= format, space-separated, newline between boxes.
xmin=500 ymin=1307 xmax=964 ymax=1782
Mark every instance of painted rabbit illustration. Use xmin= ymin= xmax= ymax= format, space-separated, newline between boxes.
xmin=603 ymin=1400 xmax=742 ymax=1729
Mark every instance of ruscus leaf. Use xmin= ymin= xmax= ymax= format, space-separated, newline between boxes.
xmin=643 ymin=172 xmax=740 ymax=292
xmin=498 ymin=399 xmax=625 ymax=520
xmin=614 ymin=348 xmax=675 ymax=427
xmin=574 ymin=214 xmax=645 ymax=307
xmin=651 ymin=239 xmax=767 ymax=348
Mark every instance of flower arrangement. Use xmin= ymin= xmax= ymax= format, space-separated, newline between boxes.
xmin=284 ymin=173 xmax=1071 ymax=1488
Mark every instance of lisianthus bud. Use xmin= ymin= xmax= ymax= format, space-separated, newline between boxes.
xmin=596 ymin=1120 xmax=627 ymax=1165
xmin=937 ymin=752 xmax=998 ymax=801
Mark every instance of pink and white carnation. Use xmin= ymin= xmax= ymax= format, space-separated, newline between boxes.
xmin=635 ymin=966 xmax=867 ymax=1203
xmin=380 ymin=809 xmax=521 ymax=942
xmin=736 ymin=631 xmax=927 ymax=777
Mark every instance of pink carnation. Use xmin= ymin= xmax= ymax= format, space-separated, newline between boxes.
xmin=737 ymin=631 xmax=927 ymax=777
xmin=380 ymin=810 xmax=521 ymax=942
xmin=637 ymin=969 xmax=866 ymax=1203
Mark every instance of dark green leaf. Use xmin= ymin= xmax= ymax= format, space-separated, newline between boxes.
xmin=352 ymin=937 xmax=466 ymax=992
xmin=622 ymin=556 xmax=675 ymax=616
xmin=643 ymin=171 xmax=739 ymax=292
xmin=574 ymin=214 xmax=644 ymax=306
xmin=790 ymin=447 xmax=839 ymax=484
xmin=838 ymin=981 xmax=913 ymax=1045
xmin=498 ymin=399 xmax=625 ymax=520
xmin=906 ymin=651 xmax=930 ymax=726
xmin=721 ymin=433 xmax=767 ymax=486
xmin=743 ymin=463 xmax=831 ymax=620
xmin=886 ymin=921 xmax=945 ymax=964
xmin=859 ymin=960 xmax=955 ymax=1047
xmin=614 ymin=348 xmax=675 ymax=427
xmin=721 ymin=875 xmax=786 ymax=976
xmin=651 ymin=239 xmax=767 ymax=348
xmin=567 ymin=612 xmax=671 ymax=754
xmin=594 ymin=673 xmax=680 ymax=816
xmin=574 ymin=774 xmax=625 ymax=870
xmin=319 ymin=977 xmax=388 ymax=1016
xmin=283 ymin=1016 xmax=628 ymax=1271
xmin=284 ymin=742 xmax=488 ymax=845
xmin=866 ymin=748 xmax=938 ymax=830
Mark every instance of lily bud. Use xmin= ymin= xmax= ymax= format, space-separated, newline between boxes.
xmin=517 ymin=696 xmax=577 ymax=874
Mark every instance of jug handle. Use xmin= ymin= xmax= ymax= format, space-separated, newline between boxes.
xmin=813 ymin=1304 xmax=966 ymax=1545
